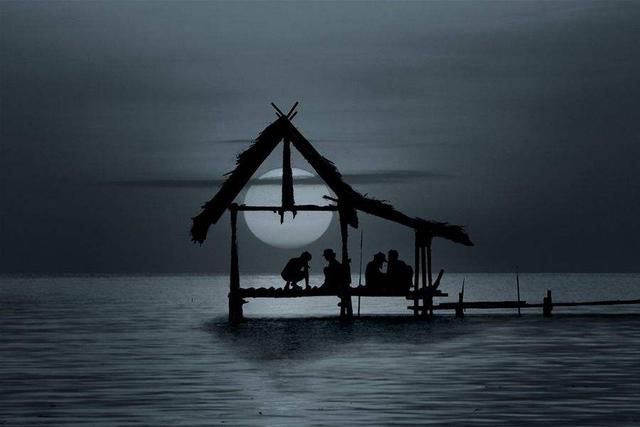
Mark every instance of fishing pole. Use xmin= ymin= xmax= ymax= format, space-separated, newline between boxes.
xmin=358 ymin=230 xmax=363 ymax=317
xmin=516 ymin=266 xmax=521 ymax=316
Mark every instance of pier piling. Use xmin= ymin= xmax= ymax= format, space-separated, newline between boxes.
xmin=543 ymin=289 xmax=553 ymax=317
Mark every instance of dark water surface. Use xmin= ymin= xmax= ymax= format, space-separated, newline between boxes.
xmin=2 ymin=274 xmax=640 ymax=426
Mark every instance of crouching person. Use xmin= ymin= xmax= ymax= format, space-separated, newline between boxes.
xmin=281 ymin=251 xmax=312 ymax=290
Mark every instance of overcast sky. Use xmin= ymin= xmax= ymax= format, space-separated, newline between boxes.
xmin=1 ymin=1 xmax=639 ymax=274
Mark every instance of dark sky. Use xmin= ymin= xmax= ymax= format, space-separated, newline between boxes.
xmin=1 ymin=1 xmax=639 ymax=274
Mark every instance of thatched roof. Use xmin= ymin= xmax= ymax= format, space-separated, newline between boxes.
xmin=191 ymin=117 xmax=286 ymax=242
xmin=191 ymin=115 xmax=473 ymax=247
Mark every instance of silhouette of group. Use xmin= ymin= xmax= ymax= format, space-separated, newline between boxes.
xmin=281 ymin=249 xmax=349 ymax=291
xmin=365 ymin=250 xmax=413 ymax=292
xmin=281 ymin=248 xmax=412 ymax=292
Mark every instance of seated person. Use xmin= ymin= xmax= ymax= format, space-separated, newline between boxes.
xmin=386 ymin=249 xmax=413 ymax=292
xmin=365 ymin=252 xmax=387 ymax=290
xmin=321 ymin=248 xmax=345 ymax=291
xmin=281 ymin=251 xmax=312 ymax=290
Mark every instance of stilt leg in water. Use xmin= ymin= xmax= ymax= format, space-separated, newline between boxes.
xmin=228 ymin=207 xmax=243 ymax=324
xmin=543 ymin=289 xmax=553 ymax=317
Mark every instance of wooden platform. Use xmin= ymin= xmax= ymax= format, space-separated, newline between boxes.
xmin=237 ymin=286 xmax=447 ymax=299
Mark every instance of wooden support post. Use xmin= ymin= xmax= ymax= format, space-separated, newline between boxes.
xmin=281 ymin=138 xmax=294 ymax=223
xmin=420 ymin=245 xmax=427 ymax=317
xmin=426 ymin=237 xmax=434 ymax=317
xmin=338 ymin=208 xmax=353 ymax=319
xmin=229 ymin=206 xmax=243 ymax=324
xmin=455 ymin=291 xmax=464 ymax=318
xmin=420 ymin=245 xmax=427 ymax=290
xmin=418 ymin=234 xmax=434 ymax=318
xmin=543 ymin=289 xmax=553 ymax=317
xmin=516 ymin=269 xmax=521 ymax=316
xmin=427 ymin=238 xmax=433 ymax=288
xmin=413 ymin=232 xmax=420 ymax=317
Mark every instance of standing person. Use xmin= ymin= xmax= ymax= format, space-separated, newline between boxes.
xmin=320 ymin=248 xmax=344 ymax=291
xmin=281 ymin=251 xmax=312 ymax=290
xmin=387 ymin=249 xmax=413 ymax=292
xmin=365 ymin=252 xmax=387 ymax=290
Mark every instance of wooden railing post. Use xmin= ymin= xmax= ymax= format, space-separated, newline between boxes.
xmin=420 ymin=234 xmax=434 ymax=318
xmin=455 ymin=291 xmax=464 ymax=318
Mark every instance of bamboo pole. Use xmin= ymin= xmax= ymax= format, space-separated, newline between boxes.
xmin=456 ymin=276 xmax=465 ymax=318
xmin=357 ymin=231 xmax=363 ymax=317
xmin=234 ymin=204 xmax=338 ymax=212
xmin=426 ymin=236 xmax=434 ymax=318
xmin=421 ymin=245 xmax=428 ymax=318
xmin=516 ymin=268 xmax=521 ymax=316
xmin=286 ymin=101 xmax=299 ymax=118
xmin=455 ymin=290 xmax=464 ymax=318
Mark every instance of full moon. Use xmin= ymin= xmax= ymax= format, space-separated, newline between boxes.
xmin=243 ymin=168 xmax=333 ymax=248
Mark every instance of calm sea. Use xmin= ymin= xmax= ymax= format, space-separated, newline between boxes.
xmin=2 ymin=273 xmax=640 ymax=426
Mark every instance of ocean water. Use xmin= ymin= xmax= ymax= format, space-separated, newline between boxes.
xmin=1 ymin=273 xmax=640 ymax=426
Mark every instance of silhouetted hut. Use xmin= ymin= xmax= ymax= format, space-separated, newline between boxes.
xmin=192 ymin=103 xmax=473 ymax=323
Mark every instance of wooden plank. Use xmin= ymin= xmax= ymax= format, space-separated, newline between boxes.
xmin=237 ymin=286 xmax=448 ymax=299
xmin=239 ymin=287 xmax=336 ymax=298
xmin=436 ymin=299 xmax=640 ymax=309
xmin=553 ymin=299 xmax=640 ymax=307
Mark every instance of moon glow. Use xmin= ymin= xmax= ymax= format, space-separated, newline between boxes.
xmin=243 ymin=168 xmax=333 ymax=248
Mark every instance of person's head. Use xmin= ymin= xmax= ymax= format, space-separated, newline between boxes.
xmin=300 ymin=251 xmax=312 ymax=262
xmin=323 ymin=248 xmax=336 ymax=261
xmin=373 ymin=252 xmax=386 ymax=265
xmin=388 ymin=250 xmax=399 ymax=262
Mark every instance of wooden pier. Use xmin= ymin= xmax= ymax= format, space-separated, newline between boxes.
xmin=436 ymin=289 xmax=640 ymax=317
xmin=234 ymin=284 xmax=640 ymax=320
